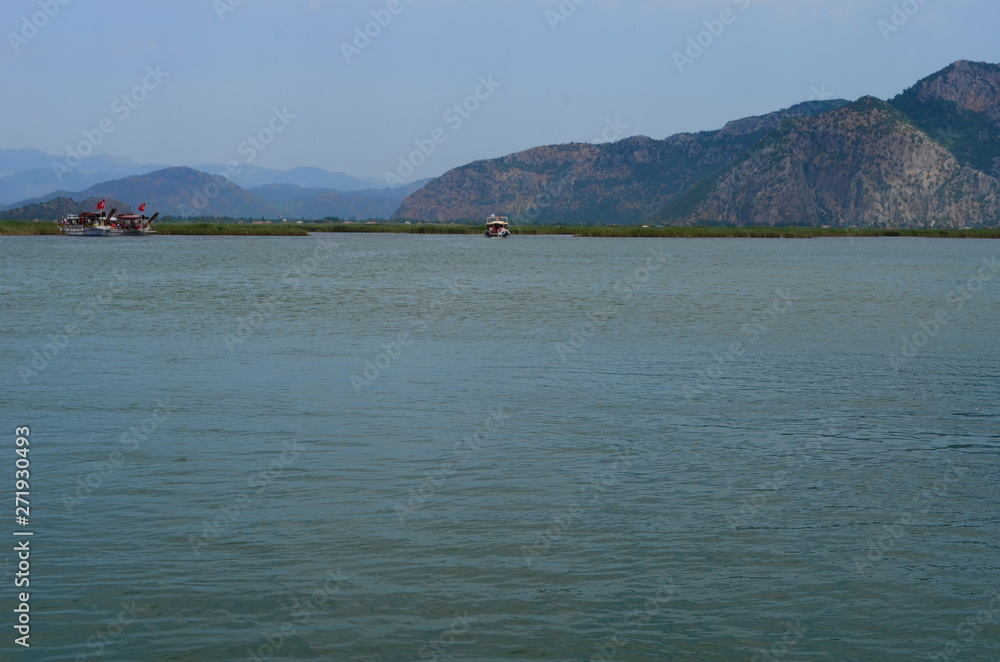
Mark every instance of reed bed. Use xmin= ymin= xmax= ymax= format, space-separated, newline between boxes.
xmin=3 ymin=219 xmax=998 ymax=238
xmin=154 ymin=223 xmax=311 ymax=236
xmin=562 ymin=226 xmax=1000 ymax=238
xmin=0 ymin=220 xmax=61 ymax=235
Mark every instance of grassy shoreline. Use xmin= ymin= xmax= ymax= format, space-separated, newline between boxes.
xmin=2 ymin=219 xmax=999 ymax=238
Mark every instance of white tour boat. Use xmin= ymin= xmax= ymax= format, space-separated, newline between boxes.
xmin=58 ymin=205 xmax=116 ymax=236
xmin=58 ymin=201 xmax=158 ymax=236
xmin=484 ymin=214 xmax=510 ymax=238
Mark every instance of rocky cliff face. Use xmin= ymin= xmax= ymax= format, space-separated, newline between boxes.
xmin=396 ymin=60 xmax=1000 ymax=228
xmin=890 ymin=59 xmax=1000 ymax=179
xmin=904 ymin=60 xmax=1000 ymax=124
xmin=657 ymin=97 xmax=1000 ymax=228
xmin=393 ymin=101 xmax=848 ymax=224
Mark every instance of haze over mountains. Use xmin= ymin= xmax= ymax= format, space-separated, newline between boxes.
xmin=0 ymin=150 xmax=383 ymax=204
xmin=5 ymin=61 xmax=1000 ymax=227
xmin=0 ymin=152 xmax=420 ymax=220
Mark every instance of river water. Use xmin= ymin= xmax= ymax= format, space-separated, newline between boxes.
xmin=2 ymin=233 xmax=999 ymax=661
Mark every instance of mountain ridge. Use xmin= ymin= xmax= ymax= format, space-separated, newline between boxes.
xmin=394 ymin=99 xmax=851 ymax=224
xmin=0 ymin=196 xmax=132 ymax=221
xmin=0 ymin=149 xmax=383 ymax=206
xmin=655 ymin=61 xmax=1000 ymax=227
xmin=1 ymin=167 xmax=424 ymax=220
xmin=395 ymin=60 xmax=1000 ymax=228
xmin=656 ymin=95 xmax=1000 ymax=227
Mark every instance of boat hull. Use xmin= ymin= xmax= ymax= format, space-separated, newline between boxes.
xmin=59 ymin=225 xmax=110 ymax=236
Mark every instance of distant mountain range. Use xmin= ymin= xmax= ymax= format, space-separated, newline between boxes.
xmin=0 ymin=196 xmax=133 ymax=222
xmin=250 ymin=182 xmax=428 ymax=219
xmin=193 ymin=164 xmax=383 ymax=191
xmin=0 ymin=149 xmax=384 ymax=205
xmin=0 ymin=150 xmax=169 ymax=204
xmin=396 ymin=60 xmax=1000 ymax=228
xmin=0 ymin=163 xmax=427 ymax=221
xmin=7 ymin=60 xmax=1000 ymax=227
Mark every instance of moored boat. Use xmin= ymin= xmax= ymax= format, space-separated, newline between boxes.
xmin=108 ymin=204 xmax=159 ymax=235
xmin=58 ymin=214 xmax=111 ymax=236
xmin=58 ymin=201 xmax=116 ymax=236
xmin=58 ymin=200 xmax=158 ymax=236
xmin=485 ymin=214 xmax=510 ymax=238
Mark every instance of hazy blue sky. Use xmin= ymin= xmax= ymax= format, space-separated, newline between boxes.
xmin=2 ymin=0 xmax=997 ymax=185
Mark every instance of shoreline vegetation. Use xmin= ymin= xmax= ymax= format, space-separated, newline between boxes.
xmin=2 ymin=219 xmax=999 ymax=238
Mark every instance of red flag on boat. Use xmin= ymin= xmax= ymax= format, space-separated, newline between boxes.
xmin=97 ymin=199 xmax=106 ymax=210
xmin=138 ymin=203 xmax=146 ymax=212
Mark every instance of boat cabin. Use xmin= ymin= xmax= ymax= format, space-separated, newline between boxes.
xmin=485 ymin=214 xmax=510 ymax=238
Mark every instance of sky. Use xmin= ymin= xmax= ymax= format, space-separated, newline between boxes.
xmin=1 ymin=0 xmax=998 ymax=186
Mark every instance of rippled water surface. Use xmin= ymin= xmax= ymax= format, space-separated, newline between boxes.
xmin=2 ymin=233 xmax=999 ymax=661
